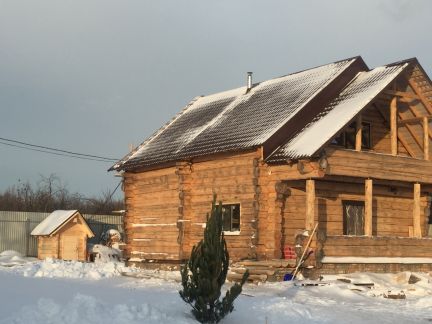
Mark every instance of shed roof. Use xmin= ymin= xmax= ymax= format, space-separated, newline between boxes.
xmin=31 ymin=210 xmax=94 ymax=237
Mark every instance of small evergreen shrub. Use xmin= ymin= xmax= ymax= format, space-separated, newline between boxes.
xmin=179 ymin=198 xmax=249 ymax=323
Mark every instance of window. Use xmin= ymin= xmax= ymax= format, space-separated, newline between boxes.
xmin=343 ymin=201 xmax=365 ymax=236
xmin=221 ymin=204 xmax=240 ymax=232
xmin=332 ymin=122 xmax=371 ymax=149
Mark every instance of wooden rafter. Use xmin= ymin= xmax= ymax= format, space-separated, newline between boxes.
xmin=383 ymin=90 xmax=420 ymax=99
xmin=404 ymin=94 xmax=432 ymax=136
xmin=408 ymin=78 xmax=432 ymax=113
xmin=400 ymin=116 xmax=423 ymax=151
xmin=374 ymin=103 xmax=417 ymax=158
xmin=393 ymin=95 xmax=425 ymax=154
xmin=398 ymin=115 xmax=432 ymax=125
xmin=377 ymin=96 xmax=418 ymax=104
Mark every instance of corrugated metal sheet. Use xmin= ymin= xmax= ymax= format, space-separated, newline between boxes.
xmin=111 ymin=57 xmax=359 ymax=171
xmin=0 ymin=211 xmax=123 ymax=257
xmin=267 ymin=62 xmax=410 ymax=162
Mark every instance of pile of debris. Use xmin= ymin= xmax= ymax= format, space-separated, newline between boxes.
xmin=228 ymin=259 xmax=296 ymax=283
xmin=88 ymin=229 xmax=125 ymax=263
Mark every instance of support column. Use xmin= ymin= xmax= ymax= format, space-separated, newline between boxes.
xmin=423 ymin=117 xmax=429 ymax=161
xmin=364 ymin=179 xmax=373 ymax=236
xmin=413 ymin=183 xmax=422 ymax=238
xmin=390 ymin=97 xmax=398 ymax=156
xmin=355 ymin=114 xmax=362 ymax=151
xmin=305 ymin=179 xmax=315 ymax=231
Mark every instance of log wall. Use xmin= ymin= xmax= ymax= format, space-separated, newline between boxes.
xmin=38 ymin=235 xmax=59 ymax=259
xmin=124 ymin=150 xmax=261 ymax=262
xmin=322 ymin=235 xmax=432 ymax=258
xmin=123 ymin=167 xmax=181 ymax=261
xmin=325 ymin=147 xmax=432 ymax=184
xmin=183 ymin=151 xmax=260 ymax=261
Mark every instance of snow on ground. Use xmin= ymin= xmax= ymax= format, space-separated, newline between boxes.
xmin=0 ymin=251 xmax=432 ymax=323
xmin=0 ymin=250 xmax=136 ymax=280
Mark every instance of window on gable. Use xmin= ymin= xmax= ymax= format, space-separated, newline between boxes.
xmin=221 ymin=204 xmax=240 ymax=232
xmin=332 ymin=122 xmax=371 ymax=150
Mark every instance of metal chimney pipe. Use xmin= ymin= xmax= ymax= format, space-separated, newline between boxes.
xmin=247 ymin=72 xmax=253 ymax=91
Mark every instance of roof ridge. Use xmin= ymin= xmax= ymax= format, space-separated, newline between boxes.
xmin=195 ymin=56 xmax=365 ymax=102
xmin=260 ymin=57 xmax=363 ymax=146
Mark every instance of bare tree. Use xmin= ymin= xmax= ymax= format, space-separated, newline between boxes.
xmin=0 ymin=174 xmax=123 ymax=214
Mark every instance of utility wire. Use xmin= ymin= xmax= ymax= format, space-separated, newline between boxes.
xmin=107 ymin=181 xmax=122 ymax=202
xmin=0 ymin=136 xmax=119 ymax=162
xmin=0 ymin=140 xmax=114 ymax=162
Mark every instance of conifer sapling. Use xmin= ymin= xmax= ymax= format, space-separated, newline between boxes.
xmin=179 ymin=197 xmax=249 ymax=323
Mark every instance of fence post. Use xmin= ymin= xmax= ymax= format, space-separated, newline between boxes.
xmin=25 ymin=217 xmax=30 ymax=256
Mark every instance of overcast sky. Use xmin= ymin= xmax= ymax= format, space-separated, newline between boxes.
xmin=0 ymin=0 xmax=431 ymax=197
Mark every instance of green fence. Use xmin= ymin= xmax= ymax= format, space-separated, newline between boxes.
xmin=0 ymin=211 xmax=123 ymax=257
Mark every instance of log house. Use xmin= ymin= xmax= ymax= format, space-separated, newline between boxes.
xmin=110 ymin=56 xmax=432 ymax=273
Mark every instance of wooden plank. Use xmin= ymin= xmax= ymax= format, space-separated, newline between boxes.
xmin=390 ymin=97 xmax=398 ymax=155
xmin=305 ymin=179 xmax=315 ymax=231
xmin=424 ymin=117 xmax=429 ymax=160
xmin=398 ymin=115 xmax=432 ymax=125
xmin=355 ymin=114 xmax=362 ymax=151
xmin=408 ymin=78 xmax=432 ymax=113
xmin=413 ymin=183 xmax=422 ymax=238
xmin=325 ymin=147 xmax=432 ymax=184
xmin=375 ymin=103 xmax=416 ymax=157
xmin=383 ymin=90 xmax=420 ymax=99
xmin=364 ymin=179 xmax=373 ymax=236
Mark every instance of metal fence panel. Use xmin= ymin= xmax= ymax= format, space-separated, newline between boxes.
xmin=0 ymin=211 xmax=123 ymax=257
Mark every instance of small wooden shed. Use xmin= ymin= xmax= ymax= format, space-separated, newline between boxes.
xmin=31 ymin=210 xmax=94 ymax=261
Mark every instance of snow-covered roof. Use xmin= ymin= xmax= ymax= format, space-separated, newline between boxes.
xmin=110 ymin=57 xmax=419 ymax=171
xmin=267 ymin=62 xmax=409 ymax=162
xmin=31 ymin=210 xmax=88 ymax=236
xmin=111 ymin=57 xmax=362 ymax=171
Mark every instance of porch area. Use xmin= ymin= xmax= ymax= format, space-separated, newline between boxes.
xmin=318 ymin=235 xmax=432 ymax=274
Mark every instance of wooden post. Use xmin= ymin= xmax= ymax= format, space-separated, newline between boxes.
xmin=390 ymin=97 xmax=398 ymax=156
xmin=305 ymin=179 xmax=315 ymax=231
xmin=364 ymin=179 xmax=373 ymax=236
xmin=355 ymin=114 xmax=362 ymax=151
xmin=423 ymin=117 xmax=429 ymax=160
xmin=413 ymin=183 xmax=422 ymax=238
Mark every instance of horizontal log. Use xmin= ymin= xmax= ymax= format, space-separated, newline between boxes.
xmin=325 ymin=147 xmax=432 ymax=184
xmin=323 ymin=245 xmax=432 ymax=257
xmin=227 ymin=273 xmax=267 ymax=282
xmin=325 ymin=236 xmax=432 ymax=246
xmin=236 ymin=260 xmax=296 ymax=267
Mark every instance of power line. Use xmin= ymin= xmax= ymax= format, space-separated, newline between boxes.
xmin=107 ymin=181 xmax=122 ymax=202
xmin=0 ymin=136 xmax=118 ymax=161
xmin=0 ymin=137 xmax=119 ymax=163
xmin=0 ymin=140 xmax=114 ymax=163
